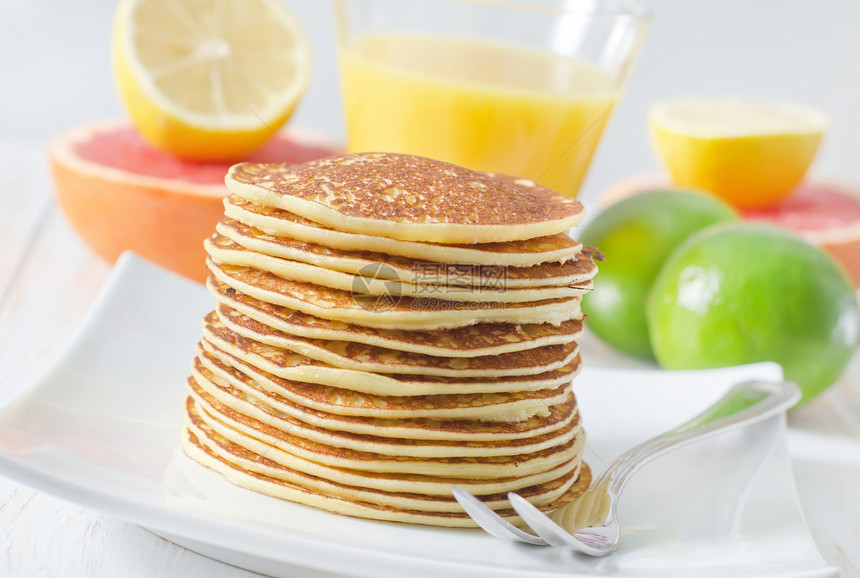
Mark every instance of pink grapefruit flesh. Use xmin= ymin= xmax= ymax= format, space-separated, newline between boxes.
xmin=49 ymin=121 xmax=340 ymax=283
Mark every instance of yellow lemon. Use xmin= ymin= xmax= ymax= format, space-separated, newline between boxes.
xmin=649 ymin=98 xmax=828 ymax=208
xmin=113 ymin=0 xmax=311 ymax=160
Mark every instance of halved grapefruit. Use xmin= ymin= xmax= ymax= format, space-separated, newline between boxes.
xmin=49 ymin=120 xmax=339 ymax=283
xmin=596 ymin=173 xmax=860 ymax=288
xmin=742 ymin=181 xmax=860 ymax=288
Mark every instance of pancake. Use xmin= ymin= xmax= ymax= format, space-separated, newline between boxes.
xmin=224 ymin=194 xmax=582 ymax=267
xmin=183 ymin=401 xmax=581 ymax=497
xmin=201 ymin=316 xmax=581 ymax=398
xmin=183 ymin=154 xmax=596 ymax=527
xmin=205 ymin=233 xmax=593 ymax=303
xmin=188 ymin=392 xmax=581 ymax=478
xmin=184 ymin=401 xmax=582 ymax=509
xmin=216 ymin=217 xmax=596 ymax=289
xmin=208 ymin=276 xmax=584 ymax=357
xmin=224 ymin=154 xmax=585 ymax=243
xmin=208 ymin=260 xmax=583 ymax=330
xmin=196 ymin=344 xmax=572 ymax=422
xmin=189 ymin=373 xmax=581 ymax=458
xmin=183 ymin=418 xmax=593 ymax=526
xmin=215 ymin=305 xmax=580 ymax=377
xmin=193 ymin=348 xmax=578 ymax=441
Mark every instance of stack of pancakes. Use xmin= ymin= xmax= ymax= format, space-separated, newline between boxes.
xmin=182 ymin=153 xmax=598 ymax=526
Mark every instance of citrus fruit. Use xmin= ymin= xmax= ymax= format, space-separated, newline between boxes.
xmin=113 ymin=0 xmax=310 ymax=160
xmin=580 ymin=190 xmax=738 ymax=359
xmin=649 ymin=98 xmax=828 ymax=208
xmin=741 ymin=181 xmax=860 ymax=288
xmin=597 ymin=174 xmax=860 ymax=289
xmin=49 ymin=121 xmax=338 ymax=283
xmin=647 ymin=222 xmax=860 ymax=403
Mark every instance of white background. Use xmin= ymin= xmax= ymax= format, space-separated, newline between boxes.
xmin=1 ymin=0 xmax=859 ymax=205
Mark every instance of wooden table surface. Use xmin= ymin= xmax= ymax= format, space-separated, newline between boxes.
xmin=0 ymin=143 xmax=858 ymax=577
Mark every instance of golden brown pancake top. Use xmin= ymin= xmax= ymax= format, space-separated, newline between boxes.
xmin=226 ymin=153 xmax=584 ymax=227
xmin=225 ymin=195 xmax=582 ymax=259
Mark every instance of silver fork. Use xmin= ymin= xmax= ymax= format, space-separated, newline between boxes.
xmin=452 ymin=379 xmax=801 ymax=556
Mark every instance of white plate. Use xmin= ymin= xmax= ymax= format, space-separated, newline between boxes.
xmin=0 ymin=253 xmax=837 ymax=578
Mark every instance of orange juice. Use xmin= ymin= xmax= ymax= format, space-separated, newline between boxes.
xmin=339 ymin=34 xmax=618 ymax=197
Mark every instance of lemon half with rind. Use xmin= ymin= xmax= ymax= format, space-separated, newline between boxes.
xmin=114 ymin=0 xmax=311 ymax=160
xmin=649 ymin=98 xmax=828 ymax=209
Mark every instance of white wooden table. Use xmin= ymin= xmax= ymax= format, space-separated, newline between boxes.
xmin=1 ymin=143 xmax=858 ymax=577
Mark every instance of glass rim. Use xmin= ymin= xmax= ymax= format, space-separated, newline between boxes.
xmin=336 ymin=0 xmax=652 ymax=21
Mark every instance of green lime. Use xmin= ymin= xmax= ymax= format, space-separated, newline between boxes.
xmin=647 ymin=222 xmax=860 ymax=403
xmin=580 ymin=190 xmax=738 ymax=359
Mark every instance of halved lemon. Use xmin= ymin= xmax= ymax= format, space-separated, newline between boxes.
xmin=649 ymin=98 xmax=828 ymax=208
xmin=113 ymin=0 xmax=310 ymax=160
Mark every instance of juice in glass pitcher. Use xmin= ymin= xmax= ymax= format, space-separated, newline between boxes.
xmin=340 ymin=33 xmax=618 ymax=198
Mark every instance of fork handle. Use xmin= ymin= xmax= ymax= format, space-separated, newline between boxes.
xmin=556 ymin=379 xmax=801 ymax=529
